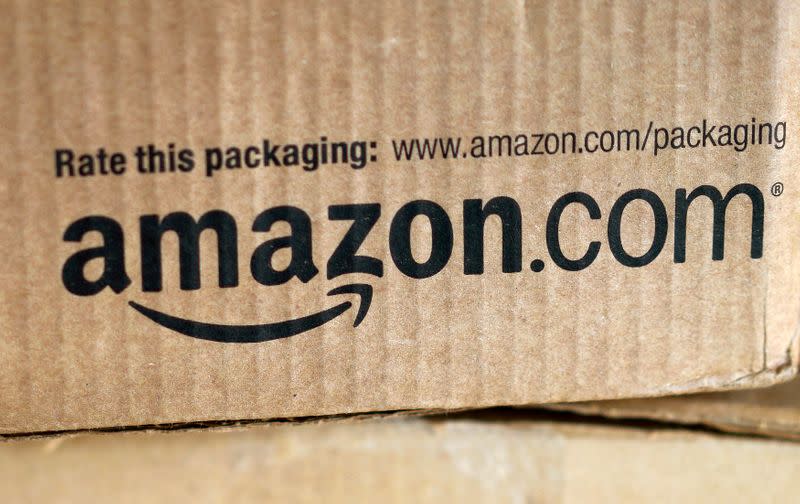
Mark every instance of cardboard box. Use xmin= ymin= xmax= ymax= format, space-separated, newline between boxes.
xmin=550 ymin=375 xmax=800 ymax=440
xmin=2 ymin=416 xmax=800 ymax=502
xmin=1 ymin=0 xmax=799 ymax=434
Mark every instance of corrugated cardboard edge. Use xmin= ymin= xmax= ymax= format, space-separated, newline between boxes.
xmin=0 ymin=408 xmax=468 ymax=442
xmin=545 ymin=374 xmax=800 ymax=442
xmin=546 ymin=401 xmax=800 ymax=441
xmin=3 ymin=322 xmax=796 ymax=440
xmin=540 ymin=341 xmax=800 ymax=441
xmin=2 ymin=347 xmax=797 ymax=441
xmin=0 ymin=406 xmax=784 ymax=444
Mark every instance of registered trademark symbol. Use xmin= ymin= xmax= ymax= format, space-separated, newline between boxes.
xmin=771 ymin=182 xmax=784 ymax=197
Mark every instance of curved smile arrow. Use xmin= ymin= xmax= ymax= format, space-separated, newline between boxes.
xmin=128 ymin=283 xmax=373 ymax=344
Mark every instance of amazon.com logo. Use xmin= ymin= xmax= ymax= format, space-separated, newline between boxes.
xmin=61 ymin=184 xmax=765 ymax=342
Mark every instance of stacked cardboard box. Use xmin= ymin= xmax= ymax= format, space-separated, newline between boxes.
xmin=2 ymin=416 xmax=800 ymax=502
xmin=1 ymin=0 xmax=799 ymax=500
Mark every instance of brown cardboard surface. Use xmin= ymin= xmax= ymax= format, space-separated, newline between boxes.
xmin=2 ymin=417 xmax=800 ymax=503
xmin=2 ymin=0 xmax=800 ymax=434
xmin=550 ymin=375 xmax=800 ymax=440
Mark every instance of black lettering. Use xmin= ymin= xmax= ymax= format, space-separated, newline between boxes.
xmin=62 ymin=216 xmax=131 ymax=295
xmin=463 ymin=197 xmax=522 ymax=274
xmin=178 ymin=148 xmax=194 ymax=172
xmin=531 ymin=133 xmax=545 ymax=155
xmin=674 ymin=184 xmax=764 ymax=262
xmin=55 ymin=149 xmax=75 ymax=177
xmin=608 ymin=189 xmax=667 ymax=267
xmin=389 ymin=200 xmax=453 ymax=279
xmin=327 ymin=203 xmax=383 ymax=279
xmin=140 ymin=211 xmax=238 ymax=291
xmin=546 ymin=192 xmax=601 ymax=271
xmin=250 ymin=206 xmax=319 ymax=285
xmin=262 ymin=140 xmax=282 ymax=166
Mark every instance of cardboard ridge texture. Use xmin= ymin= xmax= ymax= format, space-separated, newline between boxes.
xmin=1 ymin=0 xmax=799 ymax=434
